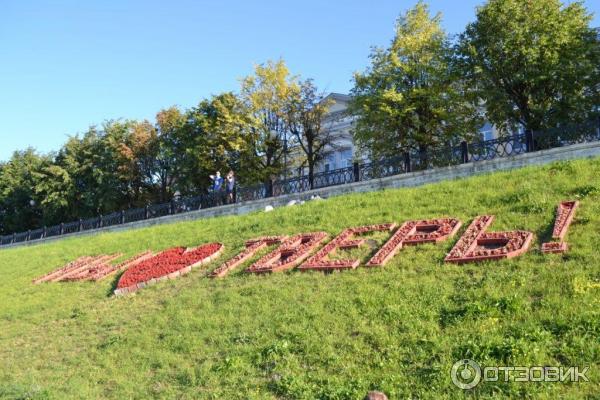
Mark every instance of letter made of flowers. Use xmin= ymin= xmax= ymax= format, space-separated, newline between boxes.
xmin=33 ymin=253 xmax=136 ymax=284
xmin=445 ymin=216 xmax=533 ymax=263
xmin=299 ymin=224 xmax=397 ymax=271
xmin=210 ymin=236 xmax=287 ymax=278
xmin=246 ymin=232 xmax=328 ymax=274
xmin=541 ymin=201 xmax=579 ymax=254
xmin=366 ymin=218 xmax=462 ymax=266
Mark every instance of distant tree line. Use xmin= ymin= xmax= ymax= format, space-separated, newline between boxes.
xmin=1 ymin=0 xmax=598 ymax=234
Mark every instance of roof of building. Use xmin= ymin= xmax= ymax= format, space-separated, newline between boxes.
xmin=324 ymin=92 xmax=352 ymax=103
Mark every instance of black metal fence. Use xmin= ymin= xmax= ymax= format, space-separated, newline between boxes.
xmin=2 ymin=119 xmax=599 ymax=247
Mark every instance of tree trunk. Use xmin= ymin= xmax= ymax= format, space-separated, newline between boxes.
xmin=307 ymin=141 xmax=315 ymax=190
xmin=264 ymin=179 xmax=273 ymax=198
xmin=418 ymin=144 xmax=428 ymax=169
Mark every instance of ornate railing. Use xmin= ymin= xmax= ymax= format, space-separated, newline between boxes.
xmin=1 ymin=118 xmax=599 ymax=247
xmin=468 ymin=134 xmax=527 ymax=162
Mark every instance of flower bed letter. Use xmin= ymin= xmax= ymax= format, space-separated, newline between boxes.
xmin=246 ymin=232 xmax=328 ymax=274
xmin=34 ymin=254 xmax=119 ymax=283
xmin=69 ymin=251 xmax=155 ymax=282
xmin=445 ymin=216 xmax=533 ymax=263
xmin=541 ymin=201 xmax=579 ymax=254
xmin=299 ymin=224 xmax=397 ymax=271
xmin=366 ymin=218 xmax=462 ymax=266
xmin=210 ymin=236 xmax=287 ymax=278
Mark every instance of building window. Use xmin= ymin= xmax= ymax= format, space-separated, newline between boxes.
xmin=326 ymin=153 xmax=336 ymax=171
xmin=480 ymin=122 xmax=494 ymax=141
xmin=340 ymin=148 xmax=353 ymax=167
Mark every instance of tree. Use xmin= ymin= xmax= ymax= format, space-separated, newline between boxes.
xmin=457 ymin=0 xmax=599 ymax=133
xmin=187 ymin=92 xmax=250 ymax=185
xmin=593 ymin=29 xmax=600 ymax=109
xmin=0 ymin=149 xmax=49 ymax=234
xmin=285 ymin=79 xmax=336 ymax=188
xmin=155 ymin=106 xmax=186 ymax=201
xmin=240 ymin=60 xmax=299 ymax=192
xmin=109 ymin=120 xmax=159 ymax=207
xmin=162 ymin=93 xmax=250 ymax=195
xmin=350 ymin=2 xmax=481 ymax=163
xmin=55 ymin=123 xmax=134 ymax=217
xmin=33 ymin=162 xmax=75 ymax=225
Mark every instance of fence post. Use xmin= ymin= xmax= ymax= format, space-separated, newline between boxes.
xmin=60 ymin=223 xmax=64 ymax=235
xmin=12 ymin=233 xmax=16 ymax=243
xmin=353 ymin=162 xmax=360 ymax=182
xmin=43 ymin=226 xmax=47 ymax=238
xmin=525 ymin=129 xmax=534 ymax=152
xmin=98 ymin=215 xmax=103 ymax=228
xmin=120 ymin=211 xmax=125 ymax=224
xmin=78 ymin=219 xmax=83 ymax=232
xmin=460 ymin=141 xmax=469 ymax=163
xmin=265 ymin=180 xmax=273 ymax=198
xmin=145 ymin=205 xmax=149 ymax=219
xmin=404 ymin=152 xmax=411 ymax=173
xmin=26 ymin=230 xmax=31 ymax=241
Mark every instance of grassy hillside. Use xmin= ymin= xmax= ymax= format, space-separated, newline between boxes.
xmin=1 ymin=158 xmax=599 ymax=399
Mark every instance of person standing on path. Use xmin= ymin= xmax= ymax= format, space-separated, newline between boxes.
xmin=209 ymin=171 xmax=224 ymax=205
xmin=226 ymin=171 xmax=236 ymax=204
xmin=209 ymin=171 xmax=223 ymax=191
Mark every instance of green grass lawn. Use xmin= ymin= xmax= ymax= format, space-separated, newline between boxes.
xmin=1 ymin=158 xmax=599 ymax=399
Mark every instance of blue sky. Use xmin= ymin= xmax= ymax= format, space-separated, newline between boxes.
xmin=1 ymin=1 xmax=598 ymax=161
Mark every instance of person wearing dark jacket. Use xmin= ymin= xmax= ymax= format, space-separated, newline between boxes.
xmin=225 ymin=171 xmax=235 ymax=204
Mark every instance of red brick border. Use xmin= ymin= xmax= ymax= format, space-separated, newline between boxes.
xmin=541 ymin=201 xmax=579 ymax=254
xmin=33 ymin=254 xmax=124 ymax=284
xmin=366 ymin=218 xmax=462 ymax=267
xmin=60 ymin=254 xmax=123 ymax=281
xmin=209 ymin=236 xmax=287 ymax=278
xmin=540 ymin=241 xmax=568 ymax=254
xmin=246 ymin=232 xmax=328 ymax=274
xmin=33 ymin=256 xmax=94 ymax=284
xmin=445 ymin=216 xmax=533 ymax=263
xmin=299 ymin=224 xmax=397 ymax=271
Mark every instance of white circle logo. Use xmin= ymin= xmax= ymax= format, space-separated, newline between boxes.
xmin=451 ymin=359 xmax=482 ymax=389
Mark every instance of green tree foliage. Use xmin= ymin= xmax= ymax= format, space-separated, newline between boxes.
xmin=56 ymin=125 xmax=124 ymax=216
xmin=350 ymin=2 xmax=481 ymax=160
xmin=52 ymin=121 xmax=159 ymax=219
xmin=111 ymin=120 xmax=160 ymax=207
xmin=457 ymin=0 xmax=599 ymax=132
xmin=168 ymin=93 xmax=251 ymax=194
xmin=33 ymin=163 xmax=75 ymax=225
xmin=0 ymin=149 xmax=49 ymax=233
xmin=155 ymin=106 xmax=186 ymax=202
xmin=240 ymin=60 xmax=299 ymax=187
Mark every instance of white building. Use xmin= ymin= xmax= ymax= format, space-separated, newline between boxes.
xmin=314 ymin=92 xmax=506 ymax=173
xmin=318 ymin=93 xmax=355 ymax=172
